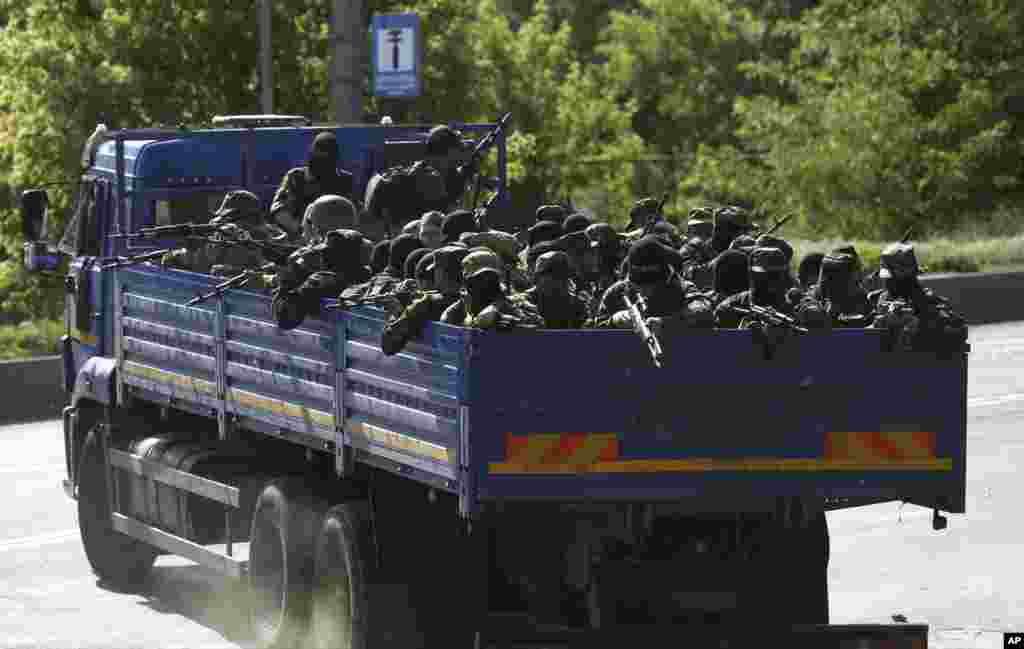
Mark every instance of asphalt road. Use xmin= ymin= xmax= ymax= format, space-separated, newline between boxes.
xmin=0 ymin=323 xmax=1021 ymax=648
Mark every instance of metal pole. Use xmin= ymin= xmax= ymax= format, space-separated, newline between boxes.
xmin=331 ymin=0 xmax=364 ymax=124
xmin=259 ymin=0 xmax=273 ymax=113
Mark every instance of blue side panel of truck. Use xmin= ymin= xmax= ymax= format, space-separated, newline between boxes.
xmin=103 ymin=265 xmax=967 ymax=517
xmin=464 ymin=329 xmax=966 ymax=512
xmin=111 ymin=265 xmax=470 ymax=491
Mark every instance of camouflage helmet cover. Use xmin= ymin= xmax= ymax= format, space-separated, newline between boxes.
xmin=878 ymin=242 xmax=919 ymax=279
xmin=461 ymin=248 xmax=504 ymax=281
xmin=749 ymin=246 xmax=789 ymax=273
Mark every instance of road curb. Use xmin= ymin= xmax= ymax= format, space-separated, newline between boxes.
xmin=0 ymin=356 xmax=65 ymax=426
xmin=0 ymin=271 xmax=1021 ymax=426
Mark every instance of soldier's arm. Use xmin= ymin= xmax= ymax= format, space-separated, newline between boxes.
xmin=270 ymin=170 xmax=303 ymax=237
xmin=714 ymin=295 xmax=745 ymax=329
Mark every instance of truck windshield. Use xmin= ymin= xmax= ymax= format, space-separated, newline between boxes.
xmin=58 ymin=179 xmax=100 ymax=256
xmin=152 ymin=191 xmax=231 ymax=227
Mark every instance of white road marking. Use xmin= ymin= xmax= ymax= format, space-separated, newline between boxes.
xmin=0 ymin=529 xmax=79 ymax=553
xmin=968 ymin=393 xmax=1024 ymax=408
xmin=0 ymin=463 xmax=66 ymax=475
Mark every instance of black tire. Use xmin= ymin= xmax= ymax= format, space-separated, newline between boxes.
xmin=77 ymin=425 xmax=158 ymax=591
xmin=248 ymin=479 xmax=326 ymax=649
xmin=310 ymin=502 xmax=374 ymax=649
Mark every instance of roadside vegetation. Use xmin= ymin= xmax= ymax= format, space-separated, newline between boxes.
xmin=0 ymin=320 xmax=63 ymax=360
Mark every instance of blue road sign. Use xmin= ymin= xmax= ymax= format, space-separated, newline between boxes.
xmin=372 ymin=14 xmax=422 ymax=98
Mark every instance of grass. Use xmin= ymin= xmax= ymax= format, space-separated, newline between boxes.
xmin=0 ymin=319 xmax=64 ymax=361
xmin=789 ymin=233 xmax=1024 ymax=275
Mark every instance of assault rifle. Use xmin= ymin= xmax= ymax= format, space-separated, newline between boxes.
xmin=463 ymin=113 xmax=512 ymax=209
xmin=623 ymin=291 xmax=665 ymax=368
xmin=187 ymin=262 xmax=276 ymax=307
xmin=753 ymin=213 xmax=794 ymax=238
xmin=110 ymin=222 xmax=224 ymax=240
xmin=867 ymin=226 xmax=915 ymax=282
xmin=198 ymin=236 xmax=298 ymax=266
xmin=100 ymin=248 xmax=171 ymax=270
xmin=735 ymin=303 xmax=809 ymax=334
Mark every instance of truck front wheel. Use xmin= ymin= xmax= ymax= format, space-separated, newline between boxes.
xmin=77 ymin=425 xmax=158 ymax=591
xmin=248 ymin=479 xmax=325 ymax=649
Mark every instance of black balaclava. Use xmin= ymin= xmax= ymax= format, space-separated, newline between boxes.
xmin=309 ymin=132 xmax=339 ymax=182
xmin=712 ymin=250 xmax=750 ymax=297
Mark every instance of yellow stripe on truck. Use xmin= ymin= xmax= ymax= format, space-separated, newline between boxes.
xmin=348 ymin=421 xmax=455 ymax=465
xmin=488 ymin=457 xmax=954 ymax=475
xmin=490 ymin=430 xmax=951 ymax=474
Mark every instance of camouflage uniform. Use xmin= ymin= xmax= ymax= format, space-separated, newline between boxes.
xmin=381 ymin=246 xmax=470 ymax=356
xmin=271 ymin=132 xmax=354 ymax=241
xmin=516 ymin=251 xmax=589 ymax=329
xmin=460 ymin=229 xmax=531 ymax=292
xmin=272 ymin=229 xmax=370 ymax=330
xmin=301 ymin=194 xmax=359 ymax=245
xmin=868 ymin=243 xmax=967 ymax=352
xmin=715 ymin=247 xmax=827 ymax=330
xmin=161 ymin=190 xmax=272 ymax=277
xmin=801 ymin=251 xmax=873 ymax=328
xmin=596 ymin=236 xmax=714 ymax=331
xmin=441 ymin=250 xmax=542 ymax=329
xmin=702 ymin=249 xmax=749 ymax=309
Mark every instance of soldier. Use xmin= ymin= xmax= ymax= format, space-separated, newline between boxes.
xmin=414 ymin=251 xmax=437 ymax=291
xmin=803 ymin=251 xmax=873 ymax=328
xmin=301 ymin=195 xmax=358 ymax=245
xmin=868 ymin=243 xmax=967 ymax=352
xmin=729 ymin=234 xmax=757 ymax=254
xmin=270 ymin=131 xmax=354 ymax=240
xmin=715 ymin=247 xmax=826 ymax=330
xmin=161 ymin=190 xmax=271 ymax=276
xmin=418 ymin=211 xmax=446 ymax=249
xmin=363 ymin=124 xmax=475 ymax=238
xmin=381 ymin=246 xmax=470 ymax=356
xmin=460 ymin=229 xmax=531 ymax=292
xmin=403 ymin=248 xmax=432 ymax=281
xmin=583 ymin=222 xmax=626 ymax=309
xmin=682 ymin=206 xmax=755 ymax=290
xmin=520 ymin=220 xmax=563 ymax=268
xmin=272 ymin=229 xmax=370 ymax=330
xmin=441 ymin=249 xmax=542 ymax=329
xmin=596 ymin=236 xmax=713 ymax=332
xmin=685 ymin=206 xmax=715 ymax=242
xmin=622 ymin=197 xmax=665 ymax=242
xmin=797 ymin=252 xmax=825 ymax=291
xmin=703 ymin=250 xmax=749 ymax=309
xmin=517 ymin=251 xmax=589 ymax=329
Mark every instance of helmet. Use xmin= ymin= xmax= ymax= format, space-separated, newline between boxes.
xmin=748 ymin=247 xmax=788 ymax=274
xmin=878 ymin=243 xmax=919 ymax=279
xmin=425 ymin=125 xmax=463 ymax=157
xmin=212 ymin=190 xmax=263 ymax=227
xmin=461 ymin=249 xmax=504 ymax=282
xmin=402 ymin=219 xmax=422 ymax=235
xmin=431 ymin=245 xmax=471 ymax=281
xmin=687 ymin=218 xmax=713 ymax=240
xmin=419 ymin=211 xmax=446 ymax=249
xmin=389 ymin=234 xmax=423 ymax=274
xmin=629 ymin=197 xmax=661 ymax=228
xmin=322 ymin=229 xmax=365 ymax=270
xmin=302 ymin=195 xmax=357 ymax=243
xmin=755 ymin=235 xmax=794 ymax=265
xmin=729 ymin=234 xmax=757 ymax=251
xmin=626 ymin=235 xmax=673 ymax=283
xmin=403 ymin=247 xmax=431 ymax=280
xmin=460 ymin=230 xmax=520 ymax=262
xmin=563 ymin=213 xmax=592 ymax=234
xmin=585 ymin=222 xmax=622 ymax=250
xmin=534 ymin=250 xmax=572 ymax=280
xmin=535 ymin=204 xmax=568 ymax=224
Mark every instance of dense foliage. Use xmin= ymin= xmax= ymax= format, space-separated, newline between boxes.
xmin=1 ymin=0 xmax=1021 ymax=322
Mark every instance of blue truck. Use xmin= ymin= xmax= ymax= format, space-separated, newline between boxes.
xmin=20 ymin=116 xmax=964 ymax=648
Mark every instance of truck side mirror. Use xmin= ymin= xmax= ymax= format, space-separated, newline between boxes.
xmin=21 ymin=189 xmax=49 ymax=242
xmin=20 ymin=189 xmax=60 ymax=273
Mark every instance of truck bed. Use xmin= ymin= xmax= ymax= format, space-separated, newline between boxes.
xmin=109 ymin=265 xmax=967 ymax=517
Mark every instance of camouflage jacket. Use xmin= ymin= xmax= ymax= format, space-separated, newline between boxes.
xmin=270 ymin=166 xmax=354 ymax=239
xmin=516 ymin=287 xmax=589 ymax=330
xmin=381 ymin=291 xmax=460 ymax=356
xmin=867 ymin=286 xmax=967 ymax=351
xmin=440 ymin=293 xmax=543 ymax=329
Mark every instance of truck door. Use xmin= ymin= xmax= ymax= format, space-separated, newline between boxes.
xmin=60 ymin=177 xmax=108 ymax=358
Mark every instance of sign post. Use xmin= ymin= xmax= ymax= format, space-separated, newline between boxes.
xmin=372 ymin=13 xmax=422 ymax=122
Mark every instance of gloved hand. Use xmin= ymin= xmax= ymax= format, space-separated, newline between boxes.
xmin=610 ymin=309 xmax=633 ymax=329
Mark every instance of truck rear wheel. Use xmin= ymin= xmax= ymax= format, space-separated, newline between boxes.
xmin=310 ymin=500 xmax=425 ymax=649
xmin=248 ymin=479 xmax=325 ymax=649
xmin=77 ymin=425 xmax=158 ymax=591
